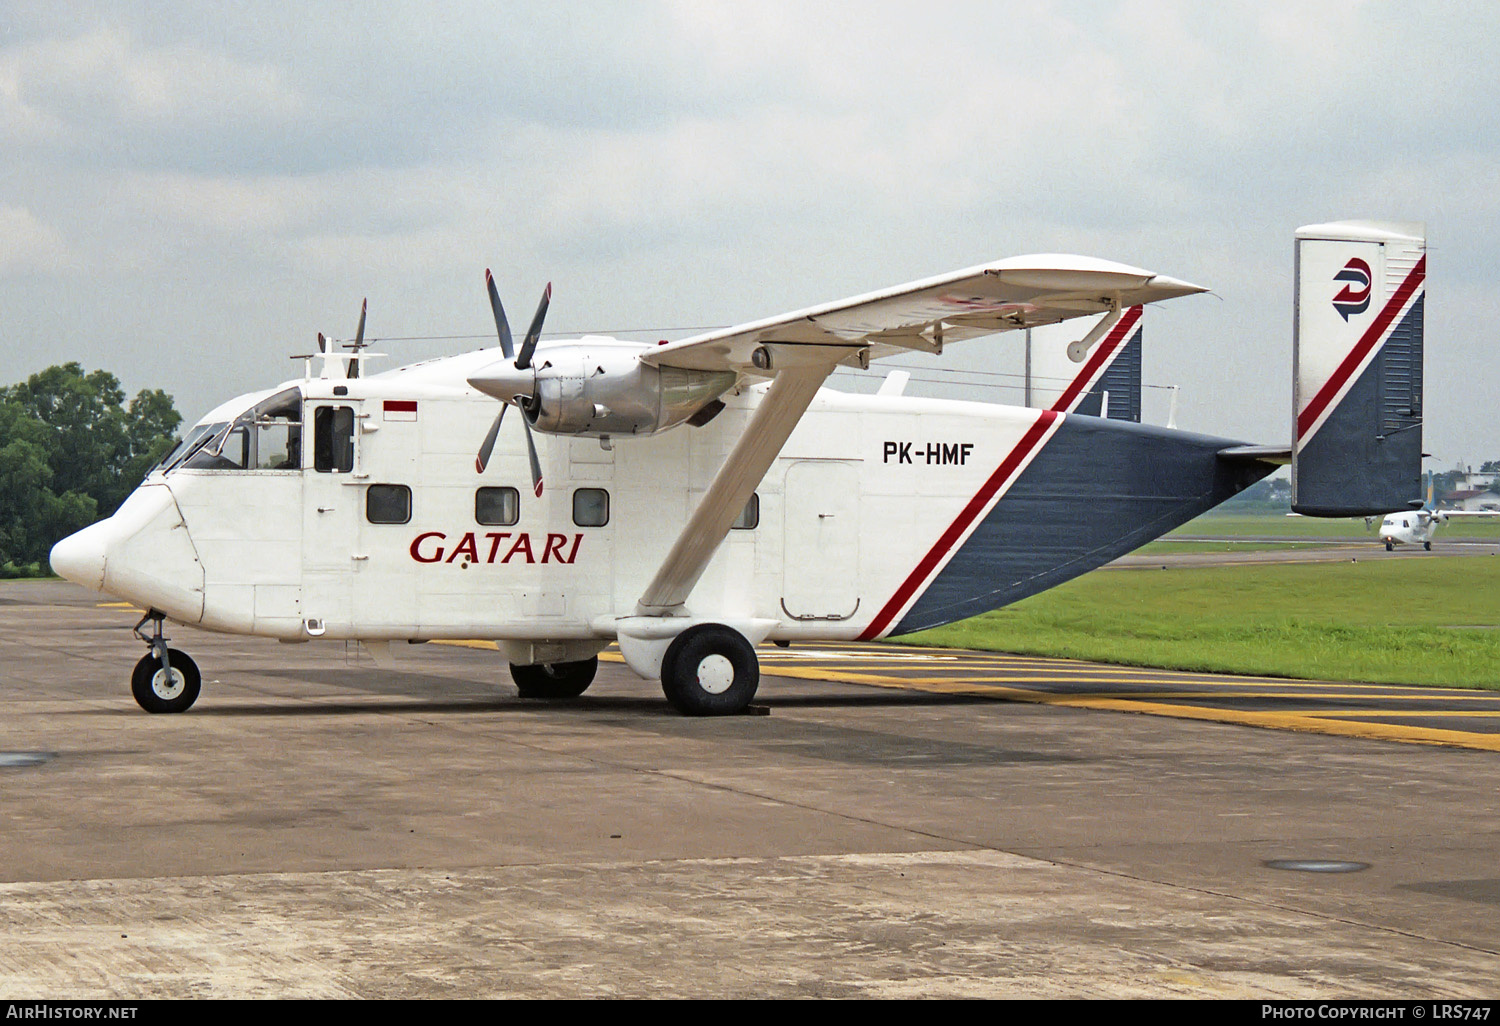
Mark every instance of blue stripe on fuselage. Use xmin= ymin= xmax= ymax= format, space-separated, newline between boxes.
xmin=889 ymin=415 xmax=1272 ymax=635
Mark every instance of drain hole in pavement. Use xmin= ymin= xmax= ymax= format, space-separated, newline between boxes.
xmin=1264 ymin=858 xmax=1369 ymax=873
xmin=0 ymin=752 xmax=55 ymax=768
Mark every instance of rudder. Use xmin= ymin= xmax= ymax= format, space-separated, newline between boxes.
xmin=1291 ymin=220 xmax=1425 ymax=517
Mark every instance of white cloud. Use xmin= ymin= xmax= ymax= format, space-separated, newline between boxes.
xmin=0 ymin=204 xmax=73 ymax=273
xmin=0 ymin=25 xmax=304 ymax=154
xmin=2 ymin=1 xmax=1499 ymax=462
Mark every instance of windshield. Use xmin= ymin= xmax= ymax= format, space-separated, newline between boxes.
xmin=181 ymin=387 xmax=303 ymax=472
xmin=152 ymin=422 xmax=215 ymax=475
xmin=160 ymin=422 xmax=228 ymax=474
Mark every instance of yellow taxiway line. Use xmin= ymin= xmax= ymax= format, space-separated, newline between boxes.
xmin=227 ymin=638 xmax=1500 ymax=753
xmin=765 ymin=664 xmax=1500 ymax=753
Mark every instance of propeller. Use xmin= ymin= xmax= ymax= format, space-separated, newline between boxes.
xmin=475 ymin=271 xmax=549 ymax=497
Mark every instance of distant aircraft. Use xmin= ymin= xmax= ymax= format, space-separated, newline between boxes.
xmin=1376 ymin=482 xmax=1499 ymax=550
xmin=50 ymin=221 xmax=1427 ymax=716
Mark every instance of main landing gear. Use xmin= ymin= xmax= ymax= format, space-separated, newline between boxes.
xmin=659 ymin=623 xmax=760 ymax=717
xmin=131 ymin=611 xmax=201 ymax=714
xmin=510 ymin=657 xmax=598 ymax=699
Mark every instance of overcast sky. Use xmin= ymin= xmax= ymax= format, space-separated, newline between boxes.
xmin=4 ymin=1 xmax=1499 ymax=466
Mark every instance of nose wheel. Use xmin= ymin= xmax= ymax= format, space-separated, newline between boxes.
xmin=131 ymin=612 xmax=202 ymax=713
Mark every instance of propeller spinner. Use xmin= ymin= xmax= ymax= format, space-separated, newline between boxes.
xmin=474 ymin=271 xmax=549 ymax=497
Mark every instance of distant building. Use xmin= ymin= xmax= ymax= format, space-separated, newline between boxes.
xmin=1442 ymin=488 xmax=1500 ymax=513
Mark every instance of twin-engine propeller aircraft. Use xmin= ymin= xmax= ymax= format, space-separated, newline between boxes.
xmin=51 ymin=221 xmax=1428 ymax=716
xmin=1379 ymin=507 xmax=1445 ymax=551
xmin=1376 ymin=482 xmax=1500 ymax=550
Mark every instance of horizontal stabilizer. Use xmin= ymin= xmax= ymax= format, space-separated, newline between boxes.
xmin=1218 ymin=444 xmax=1291 ymax=465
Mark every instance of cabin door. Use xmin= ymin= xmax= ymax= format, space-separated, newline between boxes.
xmin=301 ymin=402 xmax=358 ymax=632
xmin=781 ymin=460 xmax=860 ymax=620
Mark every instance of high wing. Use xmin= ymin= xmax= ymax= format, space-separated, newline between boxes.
xmin=643 ymin=254 xmax=1206 ymax=374
xmin=624 ymin=254 xmax=1207 ymax=632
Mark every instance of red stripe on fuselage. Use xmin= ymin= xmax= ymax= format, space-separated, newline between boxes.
xmin=857 ymin=408 xmax=1060 ymax=640
xmin=1297 ymin=255 xmax=1426 ymax=441
xmin=1050 ymin=305 xmax=1142 ymax=414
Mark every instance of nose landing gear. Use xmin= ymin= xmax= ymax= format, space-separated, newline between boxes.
xmin=131 ymin=611 xmax=201 ymax=713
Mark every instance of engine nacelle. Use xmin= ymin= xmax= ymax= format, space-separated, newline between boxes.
xmin=472 ymin=338 xmax=736 ymax=439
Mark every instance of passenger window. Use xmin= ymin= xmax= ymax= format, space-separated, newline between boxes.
xmin=314 ymin=406 xmax=355 ymax=473
xmin=476 ymin=486 xmax=520 ymax=526
xmin=572 ymin=488 xmax=609 ymax=527
xmin=367 ymin=484 xmax=412 ymax=524
xmin=732 ymin=493 xmax=759 ymax=530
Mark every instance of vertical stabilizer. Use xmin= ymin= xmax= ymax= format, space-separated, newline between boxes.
xmin=1292 ymin=220 xmax=1425 ymax=516
xmin=1028 ymin=305 xmax=1143 ymax=422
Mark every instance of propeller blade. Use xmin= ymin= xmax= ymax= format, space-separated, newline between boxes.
xmin=475 ymin=405 xmax=506 ymax=474
xmin=523 ymin=419 xmax=543 ymax=497
xmin=347 ymin=298 xmax=368 ymax=379
xmin=515 ymin=282 xmax=551 ymax=370
xmin=485 ymin=269 xmax=515 ymax=361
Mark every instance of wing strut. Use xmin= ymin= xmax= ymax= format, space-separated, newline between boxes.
xmin=634 ymin=345 xmax=857 ymax=616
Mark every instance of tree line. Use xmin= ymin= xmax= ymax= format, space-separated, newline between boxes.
xmin=1 ymin=364 xmax=181 ymax=577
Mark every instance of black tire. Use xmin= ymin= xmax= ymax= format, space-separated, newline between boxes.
xmin=660 ymin=623 xmax=759 ymax=716
xmin=131 ymin=649 xmax=201 ymax=714
xmin=1424 ymin=541 xmax=1432 ymax=551
xmin=1386 ymin=540 xmax=1394 ymax=551
xmin=511 ymin=657 xmax=597 ymax=699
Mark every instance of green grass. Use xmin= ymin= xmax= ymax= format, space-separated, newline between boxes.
xmin=892 ymin=557 xmax=1500 ymax=689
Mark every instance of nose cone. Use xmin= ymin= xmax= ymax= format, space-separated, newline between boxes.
xmin=468 ymin=361 xmax=535 ymax=404
xmin=50 ymin=521 xmax=110 ymax=591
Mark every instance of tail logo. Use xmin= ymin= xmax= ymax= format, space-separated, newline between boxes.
xmin=1332 ymin=257 xmax=1372 ymax=321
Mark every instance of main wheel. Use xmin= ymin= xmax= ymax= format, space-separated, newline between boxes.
xmin=511 ymin=657 xmax=598 ymax=699
xmin=131 ymin=649 xmax=201 ymax=714
xmin=1423 ymin=541 xmax=1432 ymax=551
xmin=660 ymin=624 xmax=759 ymax=716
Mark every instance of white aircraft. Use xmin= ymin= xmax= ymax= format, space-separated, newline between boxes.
xmin=50 ymin=221 xmax=1428 ymax=716
xmin=1378 ymin=508 xmax=1443 ymax=550
xmin=1376 ymin=484 xmax=1499 ymax=550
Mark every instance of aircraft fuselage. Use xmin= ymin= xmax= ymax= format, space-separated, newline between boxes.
xmin=53 ymin=346 xmax=1266 ymax=667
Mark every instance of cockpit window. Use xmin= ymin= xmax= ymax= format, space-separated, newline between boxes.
xmin=252 ymin=389 xmax=303 ymax=470
xmin=181 ymin=388 xmax=302 ymax=472
xmin=154 ymin=422 xmax=220 ymax=474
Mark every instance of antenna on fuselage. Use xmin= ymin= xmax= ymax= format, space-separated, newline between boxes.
xmin=293 ymin=299 xmax=383 ymax=380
